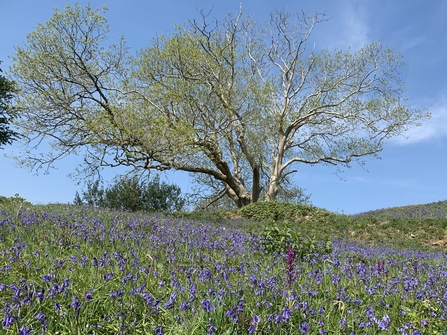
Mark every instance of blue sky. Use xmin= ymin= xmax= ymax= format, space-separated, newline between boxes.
xmin=1 ymin=0 xmax=446 ymax=214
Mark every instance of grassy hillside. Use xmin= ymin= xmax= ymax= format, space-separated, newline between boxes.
xmin=2 ymin=198 xmax=447 ymax=333
xmin=178 ymin=200 xmax=447 ymax=251
xmin=352 ymin=200 xmax=447 ymax=219
xmin=2 ymin=195 xmax=447 ymax=251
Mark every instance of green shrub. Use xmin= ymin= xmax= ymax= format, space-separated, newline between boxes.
xmin=0 ymin=194 xmax=32 ymax=211
xmin=74 ymin=174 xmax=185 ymax=212
xmin=239 ymin=201 xmax=329 ymax=222
xmin=258 ymin=220 xmax=332 ymax=259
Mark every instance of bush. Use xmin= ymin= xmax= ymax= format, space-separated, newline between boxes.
xmin=239 ymin=201 xmax=330 ymax=222
xmin=257 ymin=220 xmax=333 ymax=260
xmin=74 ymin=175 xmax=185 ymax=212
xmin=0 ymin=194 xmax=32 ymax=211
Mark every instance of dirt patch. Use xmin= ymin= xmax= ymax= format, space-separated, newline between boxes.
xmin=430 ymin=231 xmax=447 ymax=247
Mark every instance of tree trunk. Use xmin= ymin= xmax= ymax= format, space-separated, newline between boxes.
xmin=251 ymin=164 xmax=261 ymax=203
xmin=265 ymin=174 xmax=280 ymax=201
xmin=265 ymin=136 xmax=286 ymax=202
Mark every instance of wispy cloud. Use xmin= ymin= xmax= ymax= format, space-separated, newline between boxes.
xmin=312 ymin=2 xmax=372 ymax=51
xmin=391 ymin=94 xmax=447 ymax=145
xmin=391 ymin=25 xmax=427 ymax=52
xmin=338 ymin=3 xmax=371 ymax=50
xmin=400 ymin=35 xmax=426 ymax=51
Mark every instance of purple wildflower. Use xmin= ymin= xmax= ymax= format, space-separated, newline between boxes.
xmin=109 ymin=289 xmax=123 ymax=298
xmin=225 ymin=306 xmax=239 ymax=323
xmin=36 ymin=312 xmax=48 ymax=330
xmin=36 ymin=288 xmax=45 ymax=303
xmin=70 ymin=295 xmax=82 ymax=310
xmin=42 ymin=275 xmax=52 ymax=283
xmin=2 ymin=315 xmax=15 ymax=328
xmin=201 ymin=298 xmax=214 ymax=312
xmin=179 ymin=300 xmax=190 ymax=311
xmin=207 ymin=322 xmax=218 ymax=334
xmin=163 ymin=291 xmax=177 ymax=309
xmin=19 ymin=326 xmax=34 ymax=335
xmin=287 ymin=247 xmax=295 ymax=287
xmin=248 ymin=315 xmax=261 ymax=334
xmin=377 ymin=313 xmax=390 ymax=331
xmin=282 ymin=307 xmax=292 ymax=321
xmin=300 ymin=322 xmax=310 ymax=334
xmin=85 ymin=289 xmax=94 ymax=302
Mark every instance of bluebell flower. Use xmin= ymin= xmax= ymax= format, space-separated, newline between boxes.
xmin=70 ymin=295 xmax=82 ymax=310
xmin=207 ymin=322 xmax=217 ymax=334
xmin=19 ymin=326 xmax=33 ymax=335
xmin=201 ymin=298 xmax=214 ymax=312
xmin=377 ymin=313 xmax=390 ymax=331
xmin=2 ymin=315 xmax=15 ymax=328
xmin=225 ymin=306 xmax=239 ymax=323
xmin=299 ymin=322 xmax=310 ymax=334
xmin=109 ymin=289 xmax=123 ymax=298
xmin=282 ymin=307 xmax=292 ymax=321
xmin=179 ymin=300 xmax=190 ymax=311
xmin=163 ymin=291 xmax=176 ymax=309
xmin=36 ymin=288 xmax=45 ymax=303
xmin=42 ymin=275 xmax=52 ymax=283
xmin=36 ymin=312 xmax=48 ymax=330
xmin=339 ymin=316 xmax=347 ymax=329
xmin=85 ymin=289 xmax=94 ymax=302
xmin=248 ymin=324 xmax=256 ymax=334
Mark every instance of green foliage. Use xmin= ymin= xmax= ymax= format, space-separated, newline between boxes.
xmin=141 ymin=175 xmax=186 ymax=213
xmin=102 ymin=177 xmax=142 ymax=212
xmin=0 ymin=194 xmax=32 ymax=211
xmin=242 ymin=202 xmax=334 ymax=260
xmin=0 ymin=62 xmax=20 ymax=148
xmin=74 ymin=180 xmax=106 ymax=208
xmin=258 ymin=220 xmax=332 ymax=259
xmin=239 ymin=201 xmax=333 ymax=222
xmin=75 ymin=175 xmax=185 ymax=212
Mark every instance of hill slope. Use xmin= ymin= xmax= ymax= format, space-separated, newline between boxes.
xmin=352 ymin=200 xmax=447 ymax=219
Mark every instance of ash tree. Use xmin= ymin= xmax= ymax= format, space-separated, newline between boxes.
xmin=0 ymin=61 xmax=20 ymax=148
xmin=10 ymin=4 xmax=429 ymax=208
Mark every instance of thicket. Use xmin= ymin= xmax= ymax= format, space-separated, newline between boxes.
xmin=74 ymin=175 xmax=185 ymax=213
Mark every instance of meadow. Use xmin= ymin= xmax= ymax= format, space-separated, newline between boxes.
xmin=1 ymin=198 xmax=447 ymax=334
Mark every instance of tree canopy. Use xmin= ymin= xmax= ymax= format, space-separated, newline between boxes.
xmin=0 ymin=61 xmax=20 ymax=148
xmin=10 ymin=4 xmax=430 ymax=207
